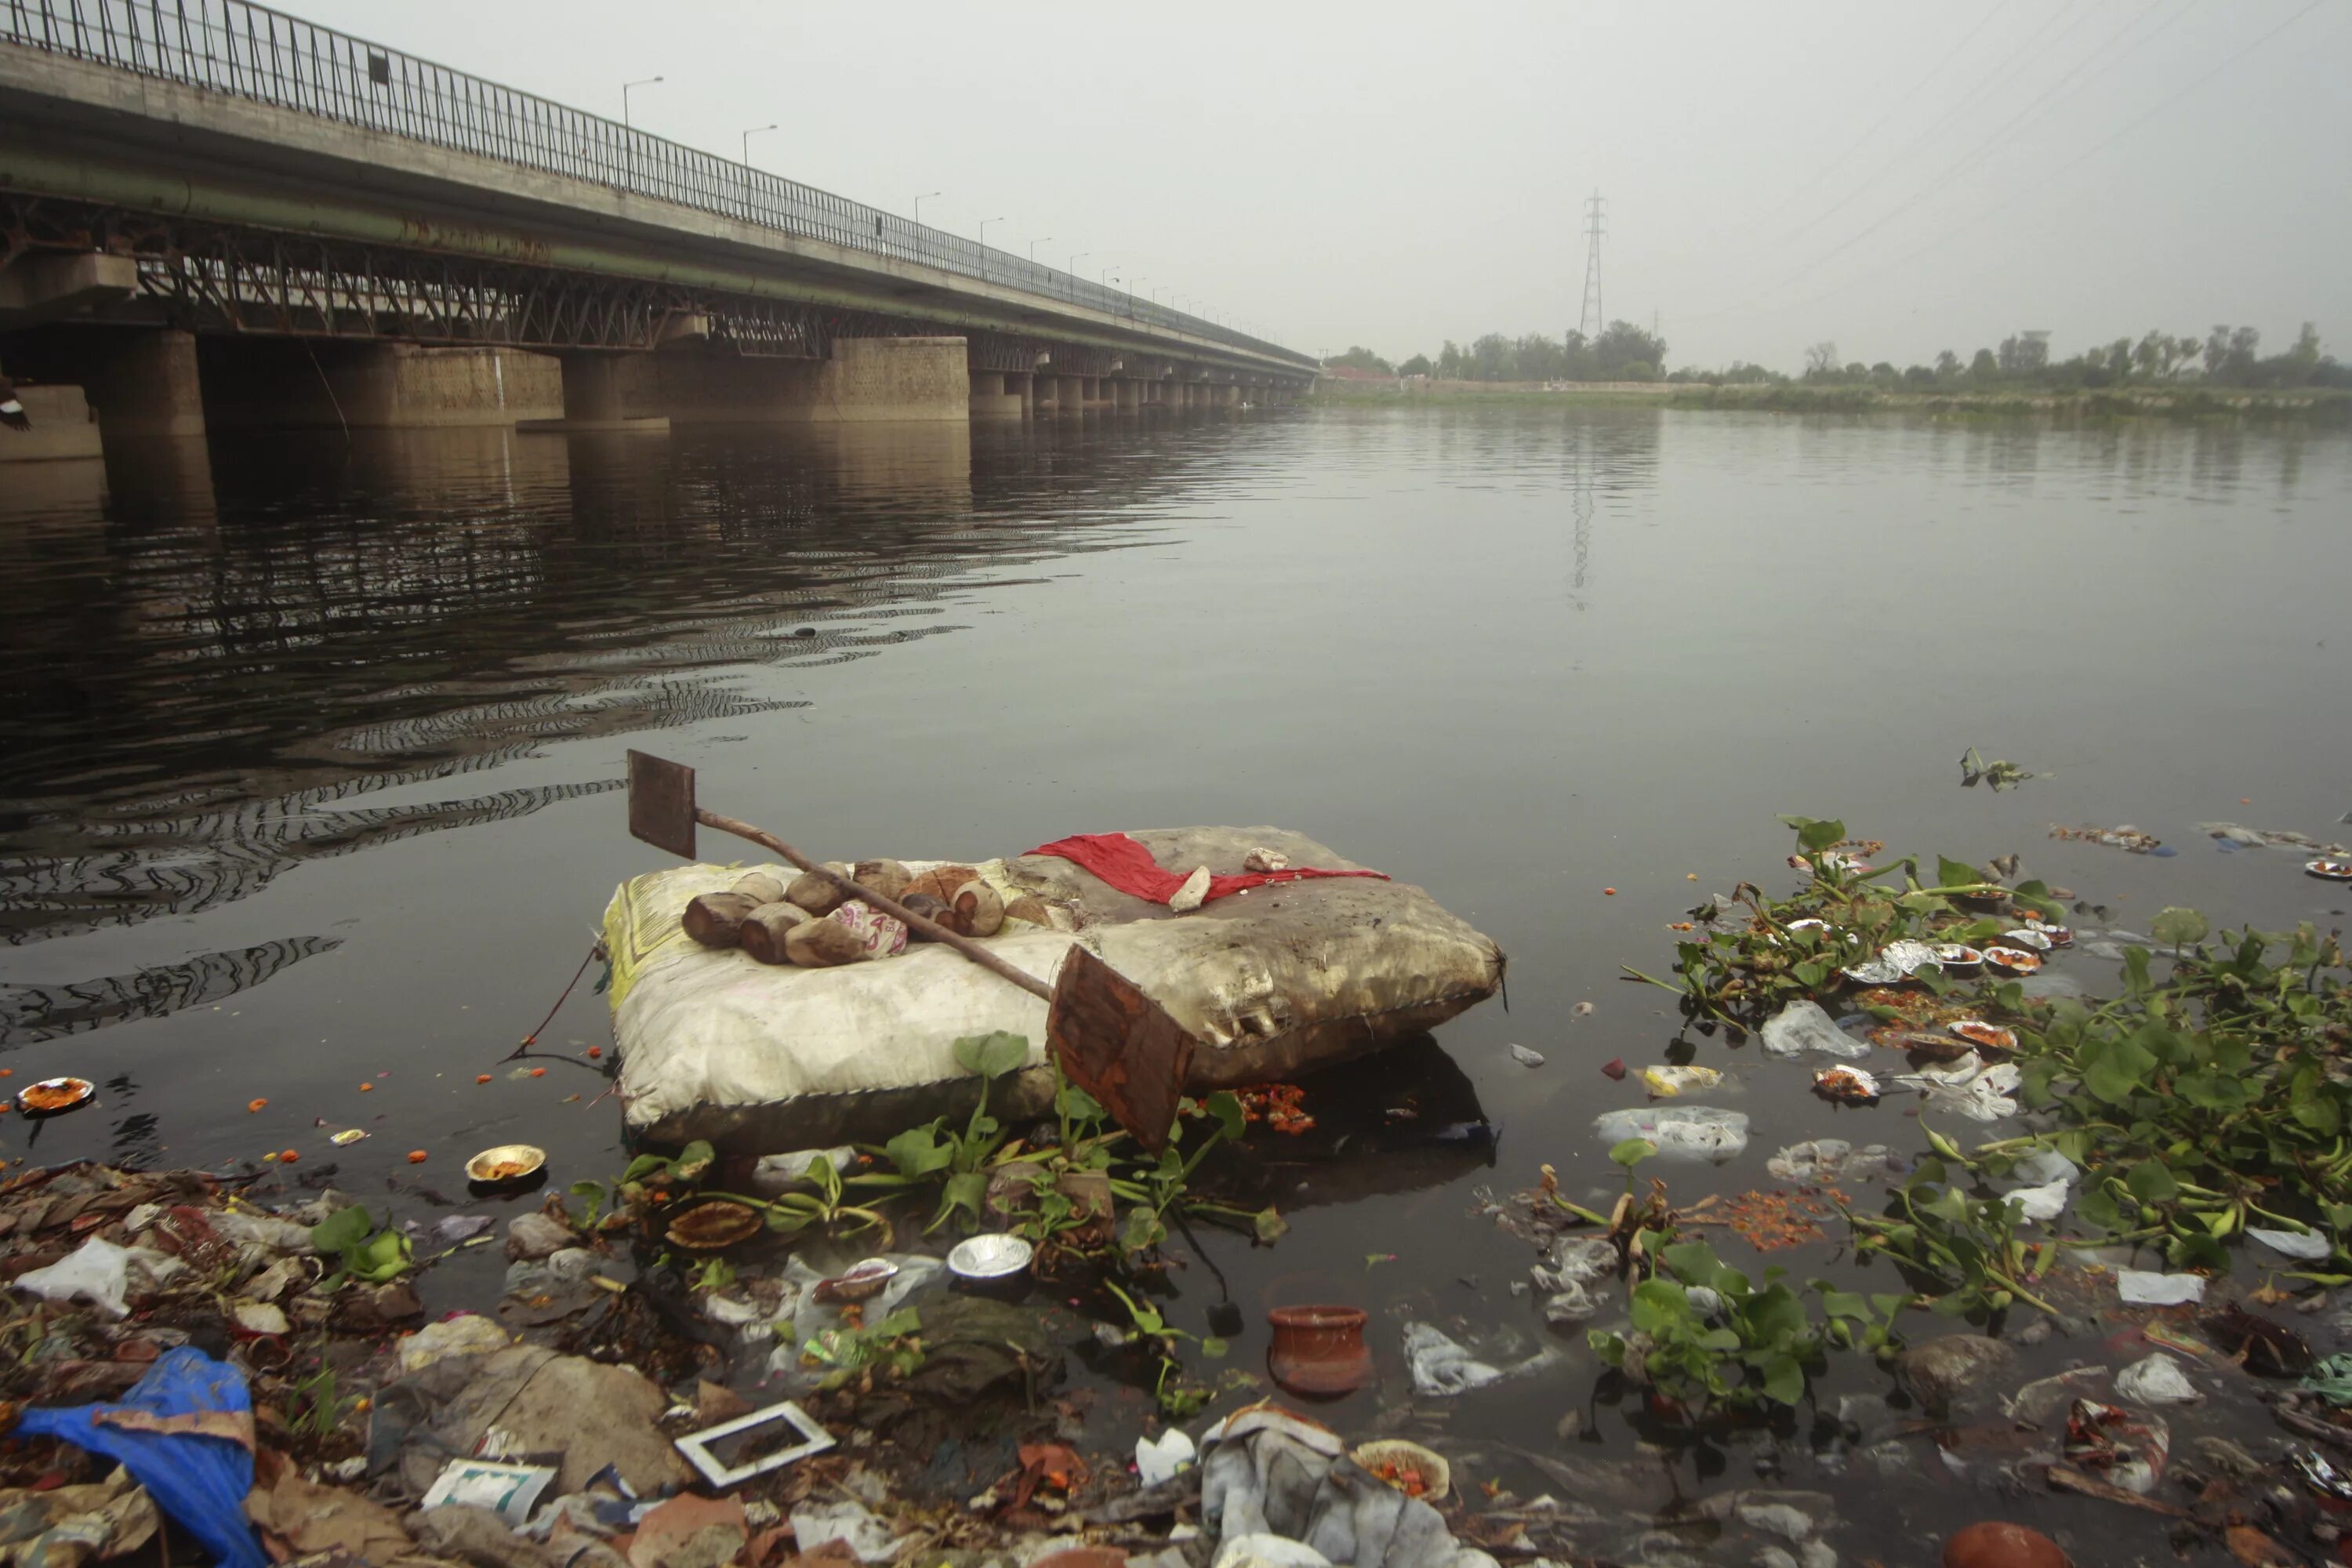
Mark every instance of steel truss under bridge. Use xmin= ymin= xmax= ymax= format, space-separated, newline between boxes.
xmin=0 ymin=193 xmax=1071 ymax=366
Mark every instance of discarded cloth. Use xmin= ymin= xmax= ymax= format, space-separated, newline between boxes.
xmin=15 ymin=1348 xmax=263 ymax=1568
xmin=1199 ymin=1406 xmax=1498 ymax=1568
xmin=1027 ymin=833 xmax=1389 ymax=908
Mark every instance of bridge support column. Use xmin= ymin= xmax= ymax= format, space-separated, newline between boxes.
xmin=521 ymin=354 xmax=670 ymax=434
xmin=0 ymin=365 xmax=103 ymax=463
xmin=1114 ymin=379 xmax=1138 ymax=413
xmin=968 ymin=369 xmax=1022 ymax=419
xmin=1003 ymin=372 xmax=1034 ymax=417
xmin=1083 ymin=376 xmax=1101 ymax=407
xmin=1054 ymin=376 xmax=1083 ymax=415
xmin=80 ymin=328 xmax=207 ymax=440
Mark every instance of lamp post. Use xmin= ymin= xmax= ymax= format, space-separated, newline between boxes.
xmin=913 ymin=191 xmax=941 ymax=223
xmin=1069 ymin=251 xmax=1087 ymax=276
xmin=978 ymin=216 xmax=1005 ymax=245
xmin=621 ymin=76 xmax=662 ymax=129
xmin=739 ymin=124 xmax=776 ymax=220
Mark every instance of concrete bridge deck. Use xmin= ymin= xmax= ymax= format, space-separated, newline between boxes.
xmin=0 ymin=0 xmax=1312 ymax=454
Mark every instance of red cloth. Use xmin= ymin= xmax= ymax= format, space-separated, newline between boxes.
xmin=1025 ymin=833 xmax=1389 ymax=907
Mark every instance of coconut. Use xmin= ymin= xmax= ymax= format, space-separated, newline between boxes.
xmin=1004 ymin=894 xmax=1055 ymax=927
xmin=897 ymin=891 xmax=949 ymax=938
xmin=786 ymin=863 xmax=853 ymax=916
xmin=739 ymin=902 xmax=815 ymax=965
xmin=785 ymin=916 xmax=868 ymax=968
xmin=683 ymin=891 xmax=760 ymax=949
xmin=945 ymin=880 xmax=1005 ymax=938
xmin=731 ymin=872 xmax=787 ymax=907
xmin=852 ymin=858 xmax=913 ymax=902
xmin=908 ymin=865 xmax=982 ymax=905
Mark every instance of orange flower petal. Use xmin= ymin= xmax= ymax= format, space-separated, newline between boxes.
xmin=475 ymin=1073 xmax=493 ymax=1084
xmin=358 ymin=1082 xmax=373 ymax=1092
xmin=280 ymin=1149 xmax=299 ymax=1163
xmin=248 ymin=1098 xmax=269 ymax=1113
xmin=529 ymin=1067 xmax=546 ymax=1078
xmin=407 ymin=1150 xmax=427 ymax=1163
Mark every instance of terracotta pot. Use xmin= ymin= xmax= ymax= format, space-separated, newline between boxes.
xmin=1943 ymin=1522 xmax=2070 ymax=1568
xmin=1266 ymin=1305 xmax=1371 ymax=1397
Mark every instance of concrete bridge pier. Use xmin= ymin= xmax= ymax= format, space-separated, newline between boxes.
xmin=1004 ymin=371 xmax=1034 ymax=417
xmin=968 ymin=370 xmax=1023 ymax=419
xmin=1054 ymin=375 xmax=1083 ymax=416
xmin=524 ymin=353 xmax=670 ymax=434
xmin=1113 ymin=379 xmax=1138 ymax=413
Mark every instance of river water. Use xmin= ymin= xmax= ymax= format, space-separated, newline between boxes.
xmin=5 ymin=406 xmax=2351 ymax=1556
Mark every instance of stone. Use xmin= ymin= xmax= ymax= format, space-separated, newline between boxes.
xmin=505 ymin=1212 xmax=575 ymax=1261
xmin=1896 ymin=1335 xmax=2015 ymax=1417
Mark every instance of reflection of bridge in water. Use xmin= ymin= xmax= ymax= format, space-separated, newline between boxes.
xmin=0 ymin=419 xmax=1282 ymax=949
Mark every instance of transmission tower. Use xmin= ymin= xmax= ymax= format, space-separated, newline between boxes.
xmin=1577 ymin=191 xmax=1606 ymax=341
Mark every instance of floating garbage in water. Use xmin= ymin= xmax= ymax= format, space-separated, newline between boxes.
xmin=2003 ymin=1178 xmax=2071 ymax=1225
xmin=1813 ymin=1065 xmax=1881 ymax=1105
xmin=1766 ymin=1138 xmax=1908 ymax=1184
xmin=1641 ymin=1064 xmax=1721 ymax=1097
xmin=1592 ymin=1105 xmax=1749 ymax=1163
xmin=2115 ymin=1269 xmax=2205 ymax=1306
xmin=1403 ymin=1321 xmax=1503 ymax=1397
xmin=2301 ymin=1353 xmax=2352 ymax=1407
xmin=1508 ymin=1044 xmax=1545 ymax=1069
xmin=1981 ymin=946 xmax=2042 ymax=976
xmin=1893 ymin=1058 xmax=2020 ymax=1123
xmin=1135 ymin=1427 xmax=1196 ymax=1486
xmin=1760 ymin=1000 xmax=1872 ymax=1061
xmin=2114 ymin=1352 xmax=2201 ymax=1406
xmin=1838 ymin=938 xmax=1943 ymax=986
xmin=2249 ymin=1226 xmax=2332 ymax=1261
xmin=2063 ymin=1399 xmax=2169 ymax=1494
xmin=1947 ymin=1020 xmax=2018 ymax=1053
xmin=2049 ymin=823 xmax=2164 ymax=854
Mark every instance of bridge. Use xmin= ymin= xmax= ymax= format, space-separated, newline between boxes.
xmin=0 ymin=0 xmax=1316 ymax=458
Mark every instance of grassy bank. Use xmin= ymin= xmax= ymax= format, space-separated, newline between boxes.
xmin=1312 ymin=380 xmax=2352 ymax=423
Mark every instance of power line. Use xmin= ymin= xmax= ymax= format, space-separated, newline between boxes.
xmin=1789 ymin=0 xmax=2095 ymax=241
xmin=1759 ymin=0 xmax=2018 ymax=227
xmin=1578 ymin=191 xmax=1606 ymax=339
xmin=1746 ymin=0 xmax=2323 ymax=324
xmin=1755 ymin=0 xmax=2189 ymax=307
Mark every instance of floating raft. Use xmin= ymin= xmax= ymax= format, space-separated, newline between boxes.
xmin=603 ymin=826 xmax=1504 ymax=1152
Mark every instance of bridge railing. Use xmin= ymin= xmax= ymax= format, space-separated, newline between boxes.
xmin=0 ymin=0 xmax=1310 ymax=369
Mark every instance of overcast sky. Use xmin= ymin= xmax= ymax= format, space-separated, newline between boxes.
xmin=286 ymin=0 xmax=2351 ymax=373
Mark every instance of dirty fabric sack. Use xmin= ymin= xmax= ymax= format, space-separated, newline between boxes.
xmin=1200 ymin=1407 xmax=1498 ymax=1568
xmin=607 ymin=827 xmax=1504 ymax=1149
xmin=15 ymin=1348 xmax=263 ymax=1568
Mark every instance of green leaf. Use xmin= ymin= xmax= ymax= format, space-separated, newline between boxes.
xmin=1629 ymin=1278 xmax=1689 ymax=1334
xmin=953 ymin=1031 xmax=1031 ymax=1080
xmin=1744 ymin=1284 xmax=1810 ymax=1344
xmin=2125 ymin=1160 xmax=2180 ymax=1205
xmin=1118 ymin=1206 xmax=1167 ymax=1254
xmin=1610 ymin=1138 xmax=1658 ymax=1169
xmin=1200 ymin=1336 xmax=1230 ymax=1359
xmin=671 ymin=1141 xmax=716 ymax=1183
xmin=1660 ymin=1240 xmax=1726 ymax=1289
xmin=885 ymin=1125 xmax=955 ymax=1179
xmin=929 ymin=1171 xmax=987 ymax=1232
xmin=309 ymin=1205 xmax=373 ymax=1254
xmin=1937 ymin=856 xmax=1984 ymax=891
xmin=1759 ymin=1354 xmax=1806 ymax=1406
xmin=1202 ymin=1091 xmax=1247 ymax=1142
xmin=1817 ymin=1289 xmax=1870 ymax=1322
xmin=2151 ymin=906 xmax=2208 ymax=949
xmin=1780 ymin=816 xmax=1847 ymax=854
xmin=1253 ymin=1207 xmax=1290 ymax=1243
xmin=2082 ymin=1036 xmax=2158 ymax=1105
xmin=869 ymin=1307 xmax=922 ymax=1340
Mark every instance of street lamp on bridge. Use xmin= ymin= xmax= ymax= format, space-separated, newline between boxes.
xmin=913 ymin=191 xmax=941 ymax=224
xmin=621 ymin=76 xmax=662 ymax=129
xmin=1029 ymin=237 xmax=1051 ymax=262
xmin=740 ymin=124 xmax=777 ymax=164
xmin=1069 ymin=252 xmax=1087 ymax=277
xmin=978 ymin=216 xmax=1005 ymax=246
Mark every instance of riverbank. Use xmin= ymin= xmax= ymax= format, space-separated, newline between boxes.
xmin=1312 ymin=379 xmax=2352 ymax=421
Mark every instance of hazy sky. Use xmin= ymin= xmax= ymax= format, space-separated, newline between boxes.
xmin=286 ymin=0 xmax=2351 ymax=373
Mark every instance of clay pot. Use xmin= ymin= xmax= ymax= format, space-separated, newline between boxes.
xmin=1943 ymin=1522 xmax=2070 ymax=1568
xmin=1266 ymin=1305 xmax=1371 ymax=1398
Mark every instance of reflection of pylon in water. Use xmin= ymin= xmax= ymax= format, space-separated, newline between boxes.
xmin=1567 ymin=428 xmax=1594 ymax=612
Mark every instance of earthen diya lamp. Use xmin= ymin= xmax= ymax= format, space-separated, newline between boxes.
xmin=1265 ymin=1305 xmax=1371 ymax=1397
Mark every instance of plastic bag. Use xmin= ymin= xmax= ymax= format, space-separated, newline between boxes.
xmin=1592 ymin=1106 xmax=1749 ymax=1163
xmin=15 ymin=1348 xmax=263 ymax=1568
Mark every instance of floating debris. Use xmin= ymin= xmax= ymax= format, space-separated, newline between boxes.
xmin=2049 ymin=824 xmax=2164 ymax=853
xmin=1813 ymin=1065 xmax=1882 ymax=1105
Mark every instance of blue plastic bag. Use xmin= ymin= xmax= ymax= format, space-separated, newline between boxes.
xmin=17 ymin=1347 xmax=264 ymax=1568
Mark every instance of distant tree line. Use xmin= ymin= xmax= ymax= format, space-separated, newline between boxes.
xmin=1667 ymin=324 xmax=2348 ymax=391
xmin=1323 ymin=322 xmax=1669 ymax=383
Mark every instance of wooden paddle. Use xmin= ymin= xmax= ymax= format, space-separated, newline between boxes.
xmin=625 ymin=750 xmax=1196 ymax=1152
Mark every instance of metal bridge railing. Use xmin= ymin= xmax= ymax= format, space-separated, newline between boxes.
xmin=0 ymin=0 xmax=1309 ymax=368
